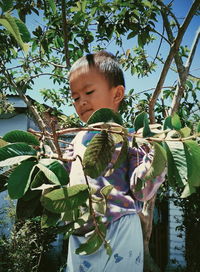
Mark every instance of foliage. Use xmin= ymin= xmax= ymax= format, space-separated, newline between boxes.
xmin=0 ymin=108 xmax=200 ymax=257
xmin=0 ymin=218 xmax=56 ymax=272
xmin=0 ymin=0 xmax=200 ymax=270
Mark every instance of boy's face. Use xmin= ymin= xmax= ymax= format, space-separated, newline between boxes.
xmin=69 ymin=67 xmax=124 ymax=122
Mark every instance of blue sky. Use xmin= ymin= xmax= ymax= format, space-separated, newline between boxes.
xmin=26 ymin=0 xmax=200 ymax=115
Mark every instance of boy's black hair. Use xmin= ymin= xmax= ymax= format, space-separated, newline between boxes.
xmin=69 ymin=51 xmax=125 ymax=88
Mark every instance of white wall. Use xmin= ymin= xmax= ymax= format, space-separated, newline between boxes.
xmin=166 ymin=196 xmax=186 ymax=271
xmin=0 ymin=113 xmax=28 ymax=136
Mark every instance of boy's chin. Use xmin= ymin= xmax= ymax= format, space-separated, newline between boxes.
xmin=80 ymin=110 xmax=93 ymax=123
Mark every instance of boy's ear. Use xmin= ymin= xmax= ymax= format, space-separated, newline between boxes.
xmin=113 ymin=85 xmax=125 ymax=104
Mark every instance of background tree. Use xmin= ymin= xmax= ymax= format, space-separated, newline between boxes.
xmin=0 ymin=0 xmax=200 ymax=271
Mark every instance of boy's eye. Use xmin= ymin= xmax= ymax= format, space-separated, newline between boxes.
xmin=86 ymin=90 xmax=94 ymax=95
xmin=73 ymin=97 xmax=79 ymax=102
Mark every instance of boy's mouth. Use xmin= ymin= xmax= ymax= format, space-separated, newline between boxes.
xmin=81 ymin=109 xmax=93 ymax=117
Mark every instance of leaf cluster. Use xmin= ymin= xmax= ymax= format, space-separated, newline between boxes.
xmin=0 ymin=108 xmax=200 ymax=256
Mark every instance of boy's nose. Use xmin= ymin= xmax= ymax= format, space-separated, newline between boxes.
xmin=80 ymin=99 xmax=87 ymax=106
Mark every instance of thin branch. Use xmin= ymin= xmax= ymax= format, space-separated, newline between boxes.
xmin=149 ymin=0 xmax=200 ymax=123
xmin=2 ymin=68 xmax=57 ymax=151
xmin=28 ymin=72 xmax=66 ymax=81
xmin=61 ymin=0 xmax=70 ymax=68
xmin=170 ymin=27 xmax=200 ymax=114
xmin=152 ymin=24 xmax=166 ymax=65
xmin=150 ymin=27 xmax=171 ymax=45
xmin=185 ymin=27 xmax=200 ymax=73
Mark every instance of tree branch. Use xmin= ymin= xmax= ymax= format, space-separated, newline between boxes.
xmin=61 ymin=0 xmax=70 ymax=68
xmin=149 ymin=0 xmax=200 ymax=123
xmin=170 ymin=27 xmax=200 ymax=115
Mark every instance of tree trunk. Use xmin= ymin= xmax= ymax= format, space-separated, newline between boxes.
xmin=139 ymin=194 xmax=161 ymax=272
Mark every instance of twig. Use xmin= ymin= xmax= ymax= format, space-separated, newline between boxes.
xmin=61 ymin=0 xmax=70 ymax=67
xmin=149 ymin=0 xmax=200 ymax=123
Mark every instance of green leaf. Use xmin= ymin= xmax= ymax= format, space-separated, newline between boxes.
xmin=47 ymin=161 xmax=69 ymax=185
xmin=197 ymin=122 xmax=200 ymax=133
xmin=14 ymin=17 xmax=31 ymax=42
xmin=164 ymin=141 xmax=187 ymax=187
xmin=41 ymin=209 xmax=61 ymax=228
xmin=184 ymin=140 xmax=200 ymax=187
xmin=8 ymin=160 xmax=37 ymax=199
xmin=3 ymin=130 xmax=39 ymax=145
xmin=179 ymin=127 xmax=191 ymax=138
xmin=41 ymin=185 xmax=89 ymax=213
xmin=0 ymin=0 xmax=13 ymax=12
xmin=112 ymin=137 xmax=128 ymax=170
xmin=143 ymin=117 xmax=155 ymax=137
xmin=144 ymin=142 xmax=167 ymax=181
xmin=34 ymin=160 xmax=69 ymax=186
xmin=100 ymin=185 xmax=113 ymax=198
xmin=61 ymin=209 xmax=79 ymax=221
xmin=127 ymin=30 xmax=138 ymax=39
xmin=31 ymin=170 xmax=49 ymax=189
xmin=171 ymin=113 xmax=182 ymax=130
xmin=133 ymin=111 xmax=147 ymax=132
xmin=87 ymin=108 xmax=123 ymax=125
xmin=104 ymin=241 xmax=112 ymax=256
xmin=16 ymin=193 xmax=41 ymax=219
xmin=0 ymin=13 xmax=29 ymax=52
xmin=36 ymin=163 xmax=61 ymax=185
xmin=92 ymin=195 xmax=106 ymax=215
xmin=181 ymin=183 xmax=196 ymax=198
xmin=0 ymin=143 xmax=37 ymax=167
xmin=75 ymin=222 xmax=106 ymax=255
xmin=83 ymin=131 xmax=115 ymax=178
xmin=46 ymin=0 xmax=57 ymax=14
xmin=163 ymin=116 xmax=173 ymax=130
xmin=0 ymin=139 xmax=8 ymax=147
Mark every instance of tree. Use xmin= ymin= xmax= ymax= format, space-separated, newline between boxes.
xmin=0 ymin=0 xmax=200 ymax=271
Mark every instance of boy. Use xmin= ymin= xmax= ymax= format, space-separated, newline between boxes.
xmin=65 ymin=51 xmax=165 ymax=272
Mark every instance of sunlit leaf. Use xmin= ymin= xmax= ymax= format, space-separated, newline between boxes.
xmin=87 ymin=108 xmax=123 ymax=125
xmin=100 ymin=185 xmax=113 ymax=197
xmin=0 ymin=13 xmax=29 ymax=52
xmin=0 ymin=139 xmax=8 ymax=147
xmin=46 ymin=0 xmax=57 ymax=14
xmin=83 ymin=130 xmax=115 ymax=178
xmin=0 ymin=143 xmax=37 ymax=167
xmin=179 ymin=127 xmax=191 ymax=138
xmin=92 ymin=195 xmax=106 ymax=215
xmin=171 ymin=113 xmax=182 ymax=130
xmin=184 ymin=140 xmax=200 ymax=187
xmin=31 ymin=170 xmax=49 ymax=189
xmin=41 ymin=185 xmax=89 ymax=213
xmin=181 ymin=183 xmax=196 ymax=198
xmin=3 ymin=130 xmax=39 ymax=145
xmin=8 ymin=160 xmax=37 ymax=199
xmin=13 ymin=17 xmax=31 ymax=42
xmin=75 ymin=221 xmax=106 ymax=255
xmin=144 ymin=142 xmax=167 ymax=181
xmin=47 ymin=161 xmax=69 ymax=185
xmin=164 ymin=141 xmax=187 ymax=187
xmin=36 ymin=163 xmax=61 ymax=186
xmin=35 ymin=159 xmax=69 ymax=186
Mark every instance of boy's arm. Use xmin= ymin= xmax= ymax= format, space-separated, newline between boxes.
xmin=128 ymin=145 xmax=166 ymax=201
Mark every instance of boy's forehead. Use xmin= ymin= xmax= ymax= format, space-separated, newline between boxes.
xmin=70 ymin=66 xmax=97 ymax=79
